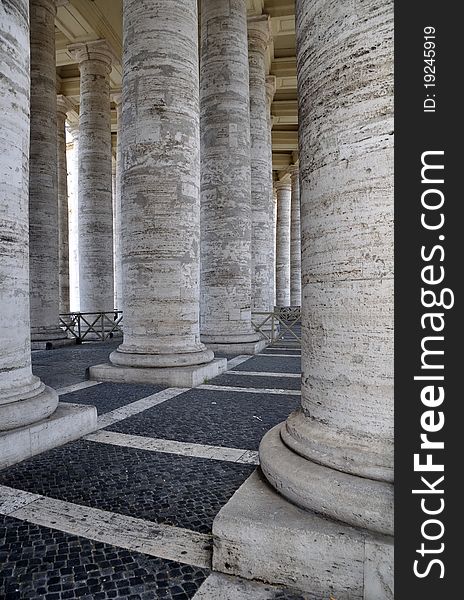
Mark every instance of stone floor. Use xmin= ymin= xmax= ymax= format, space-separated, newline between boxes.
xmin=0 ymin=336 xmax=310 ymax=599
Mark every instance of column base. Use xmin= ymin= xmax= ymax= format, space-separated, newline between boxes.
xmin=203 ymin=339 xmax=267 ymax=355
xmin=89 ymin=358 xmax=227 ymax=387
xmin=0 ymin=402 xmax=97 ymax=469
xmin=212 ymin=469 xmax=393 ymax=600
xmin=31 ymin=337 xmax=76 ymax=350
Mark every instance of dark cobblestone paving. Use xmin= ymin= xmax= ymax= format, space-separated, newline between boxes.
xmin=60 ymin=383 xmax=167 ymax=415
xmin=232 ymin=355 xmax=301 ymax=374
xmin=106 ymin=388 xmax=299 ymax=450
xmin=212 ymin=373 xmax=300 ymax=390
xmin=0 ymin=442 xmax=254 ymax=534
xmin=0 ymin=515 xmax=208 ymax=600
xmin=32 ymin=341 xmax=119 ymax=389
xmin=260 ymin=349 xmax=301 ymax=356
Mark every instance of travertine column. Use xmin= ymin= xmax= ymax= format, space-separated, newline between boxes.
xmin=67 ymin=122 xmax=80 ymax=312
xmin=56 ymin=95 xmax=72 ymax=316
xmin=0 ymin=0 xmax=58 ymax=431
xmin=199 ymin=0 xmax=261 ymax=353
xmin=260 ymin=0 xmax=394 ymax=538
xmin=90 ymin=0 xmax=226 ymax=386
xmin=69 ymin=41 xmax=114 ymax=313
xmin=29 ymin=0 xmax=69 ymax=347
xmin=275 ymin=180 xmax=291 ymax=307
xmin=265 ymin=75 xmax=276 ymax=310
xmin=248 ymin=16 xmax=273 ymax=316
xmin=289 ymin=165 xmax=301 ymax=306
xmin=112 ymin=95 xmax=123 ymax=312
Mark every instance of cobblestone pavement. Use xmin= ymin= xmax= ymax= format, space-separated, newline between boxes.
xmin=1 ymin=339 xmax=305 ymax=598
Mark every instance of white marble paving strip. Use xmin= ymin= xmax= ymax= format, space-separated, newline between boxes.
xmin=95 ymin=388 xmax=189 ymax=429
xmin=0 ymin=485 xmax=211 ymax=569
xmin=226 ymin=355 xmax=252 ymax=369
xmin=257 ymin=353 xmax=301 ymax=358
xmin=226 ymin=370 xmax=300 ymax=379
xmin=57 ymin=380 xmax=102 ymax=395
xmin=193 ymin=573 xmax=284 ymax=599
xmin=85 ymin=430 xmax=259 ymax=465
xmin=197 ymin=384 xmax=300 ymax=396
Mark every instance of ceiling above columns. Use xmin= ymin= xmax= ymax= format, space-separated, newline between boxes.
xmin=56 ymin=0 xmax=297 ymax=171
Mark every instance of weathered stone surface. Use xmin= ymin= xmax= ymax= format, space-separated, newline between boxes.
xmin=199 ymin=0 xmax=260 ymax=352
xmin=0 ymin=0 xmax=58 ymax=433
xmin=260 ymin=0 xmax=394 ymax=536
xmin=275 ymin=180 xmax=291 ymax=307
xmin=69 ymin=40 xmax=114 ymax=313
xmin=67 ymin=122 xmax=80 ymax=311
xmin=108 ymin=0 xmax=215 ymax=375
xmin=29 ymin=0 xmax=68 ymax=344
xmin=248 ymin=16 xmax=273 ymax=317
xmin=112 ymin=94 xmax=123 ymax=311
xmin=289 ymin=166 xmax=301 ymax=306
xmin=56 ymin=95 xmax=73 ymax=316
xmin=265 ymin=75 xmax=277 ymax=309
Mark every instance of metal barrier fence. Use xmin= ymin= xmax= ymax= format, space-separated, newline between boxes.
xmin=59 ymin=311 xmax=123 ymax=342
xmin=251 ymin=307 xmax=301 ymax=344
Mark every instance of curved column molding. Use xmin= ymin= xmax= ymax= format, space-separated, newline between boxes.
xmin=29 ymin=0 xmax=69 ymax=346
xmin=57 ymin=95 xmax=73 ymax=316
xmin=248 ymin=15 xmax=273 ymax=316
xmin=68 ymin=40 xmax=114 ymax=313
xmin=275 ymin=180 xmax=291 ymax=307
xmin=0 ymin=0 xmax=58 ymax=431
xmin=289 ymin=165 xmax=301 ymax=306
xmin=107 ymin=0 xmax=215 ymax=371
xmin=260 ymin=0 xmax=394 ymax=537
xmin=199 ymin=0 xmax=260 ymax=352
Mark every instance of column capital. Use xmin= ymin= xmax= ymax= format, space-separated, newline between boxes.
xmin=56 ymin=94 xmax=74 ymax=118
xmin=265 ymin=75 xmax=277 ymax=104
xmin=247 ymin=15 xmax=272 ymax=54
xmin=68 ymin=39 xmax=116 ymax=70
xmin=111 ymin=89 xmax=122 ymax=105
xmin=288 ymin=163 xmax=299 ymax=178
xmin=275 ymin=179 xmax=292 ymax=192
xmin=66 ymin=120 xmax=79 ymax=141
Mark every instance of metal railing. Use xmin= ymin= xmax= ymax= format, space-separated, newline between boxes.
xmin=60 ymin=311 xmax=123 ymax=342
xmin=251 ymin=307 xmax=301 ymax=345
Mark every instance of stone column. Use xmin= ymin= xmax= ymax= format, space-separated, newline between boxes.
xmin=90 ymin=0 xmax=226 ymax=387
xmin=112 ymin=95 xmax=123 ymax=312
xmin=56 ymin=95 xmax=73 ymax=316
xmin=248 ymin=16 xmax=273 ymax=317
xmin=265 ymin=75 xmax=276 ymax=310
xmin=213 ymin=1 xmax=393 ymax=596
xmin=274 ymin=180 xmax=291 ymax=307
xmin=199 ymin=0 xmax=262 ymax=355
xmin=67 ymin=122 xmax=80 ymax=312
xmin=289 ymin=165 xmax=301 ymax=306
xmin=29 ymin=0 xmax=71 ymax=348
xmin=69 ymin=41 xmax=114 ymax=313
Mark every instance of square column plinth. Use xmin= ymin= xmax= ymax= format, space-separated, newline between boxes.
xmin=212 ymin=470 xmax=393 ymax=600
xmin=0 ymin=403 xmax=97 ymax=469
xmin=89 ymin=358 xmax=228 ymax=388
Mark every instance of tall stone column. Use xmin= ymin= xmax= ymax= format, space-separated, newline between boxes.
xmin=69 ymin=41 xmax=114 ymax=313
xmin=0 ymin=1 xmax=95 ymax=468
xmin=90 ymin=0 xmax=226 ymax=387
xmin=213 ymin=0 xmax=394 ymax=596
xmin=274 ymin=180 xmax=291 ymax=307
xmin=289 ymin=165 xmax=301 ymax=306
xmin=199 ymin=0 xmax=262 ymax=355
xmin=29 ymin=0 xmax=71 ymax=348
xmin=112 ymin=95 xmax=123 ymax=312
xmin=248 ymin=16 xmax=273 ymax=317
xmin=56 ymin=95 xmax=73 ymax=316
xmin=67 ymin=122 xmax=80 ymax=312
xmin=265 ymin=75 xmax=276 ymax=310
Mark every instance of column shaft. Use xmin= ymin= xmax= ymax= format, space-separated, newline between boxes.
xmin=113 ymin=98 xmax=123 ymax=311
xmin=199 ymin=0 xmax=259 ymax=350
xmin=0 ymin=0 xmax=58 ymax=430
xmin=108 ymin=0 xmax=214 ymax=370
xmin=265 ymin=76 xmax=276 ymax=310
xmin=260 ymin=0 xmax=394 ymax=537
xmin=248 ymin=16 xmax=273 ymax=315
xmin=67 ymin=124 xmax=80 ymax=311
xmin=57 ymin=96 xmax=71 ymax=315
xmin=29 ymin=0 xmax=67 ymax=344
xmin=275 ymin=181 xmax=291 ymax=307
xmin=70 ymin=41 xmax=114 ymax=313
xmin=290 ymin=167 xmax=301 ymax=306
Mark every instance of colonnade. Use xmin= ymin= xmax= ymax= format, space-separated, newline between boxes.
xmin=0 ymin=0 xmax=393 ymax=596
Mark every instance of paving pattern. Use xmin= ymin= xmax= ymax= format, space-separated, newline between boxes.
xmin=0 ymin=515 xmax=208 ymax=600
xmin=2 ymin=339 xmax=305 ymax=598
xmin=105 ymin=388 xmax=299 ymax=450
